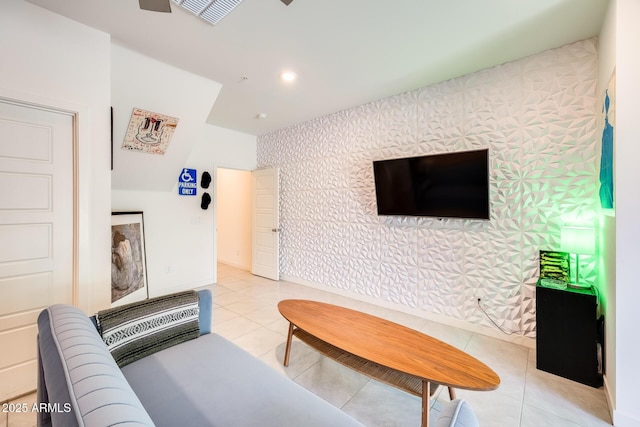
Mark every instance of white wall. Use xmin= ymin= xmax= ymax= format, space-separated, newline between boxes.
xmin=609 ymin=0 xmax=640 ymax=425
xmin=217 ymin=169 xmax=252 ymax=270
xmin=111 ymin=189 xmax=215 ymax=296
xmin=0 ymin=0 xmax=257 ymax=312
xmin=112 ymin=45 xmax=256 ymax=296
xmin=189 ymin=125 xmax=256 ymax=282
xmin=597 ymin=0 xmax=618 ymax=421
xmin=258 ymin=39 xmax=600 ymax=341
xmin=111 ymin=43 xmax=222 ymax=192
xmin=112 ymin=123 xmax=256 ymax=296
xmin=0 ymin=0 xmax=112 ymax=313
xmin=110 ymin=43 xmax=256 ymax=297
xmin=197 ymin=125 xmax=258 ymax=171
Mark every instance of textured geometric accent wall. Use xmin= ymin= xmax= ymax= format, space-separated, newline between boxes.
xmin=257 ymin=39 xmax=599 ymax=337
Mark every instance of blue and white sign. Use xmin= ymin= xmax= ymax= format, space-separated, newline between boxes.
xmin=178 ymin=168 xmax=197 ymax=196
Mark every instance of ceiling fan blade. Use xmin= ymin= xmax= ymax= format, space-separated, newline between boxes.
xmin=281 ymin=0 xmax=294 ymax=5
xmin=139 ymin=0 xmax=172 ymax=13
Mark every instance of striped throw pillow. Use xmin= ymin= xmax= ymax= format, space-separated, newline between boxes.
xmin=96 ymin=290 xmax=200 ymax=367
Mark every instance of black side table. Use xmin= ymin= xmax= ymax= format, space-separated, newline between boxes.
xmin=536 ymin=280 xmax=603 ymax=387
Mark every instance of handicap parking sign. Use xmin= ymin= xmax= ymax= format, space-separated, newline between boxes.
xmin=178 ymin=168 xmax=197 ymax=196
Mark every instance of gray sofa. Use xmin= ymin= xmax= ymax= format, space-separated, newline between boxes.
xmin=36 ymin=289 xmax=478 ymax=427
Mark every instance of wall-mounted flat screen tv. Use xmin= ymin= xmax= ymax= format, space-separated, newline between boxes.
xmin=373 ymin=149 xmax=490 ymax=219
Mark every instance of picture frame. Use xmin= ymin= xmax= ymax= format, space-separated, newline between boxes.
xmin=122 ymin=108 xmax=178 ymax=155
xmin=110 ymin=106 xmax=114 ymax=171
xmin=111 ymin=211 xmax=149 ymax=306
xmin=599 ymin=71 xmax=615 ymax=210
xmin=539 ymin=250 xmax=570 ymax=282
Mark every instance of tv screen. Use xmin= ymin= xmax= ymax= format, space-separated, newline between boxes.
xmin=372 ymin=149 xmax=489 ymax=219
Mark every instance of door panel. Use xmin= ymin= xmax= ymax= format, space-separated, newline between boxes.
xmin=0 ymin=361 xmax=37 ymax=402
xmin=0 ymin=119 xmax=51 ymax=161
xmin=0 ymin=172 xmax=51 ymax=210
xmin=0 ymin=310 xmax=41 ymax=338
xmin=0 ymin=273 xmax=53 ymax=314
xmin=0 ymin=325 xmax=38 ymax=368
xmin=0 ymin=99 xmax=74 ymax=401
xmin=251 ymin=168 xmax=280 ymax=281
xmin=0 ymin=224 xmax=50 ymax=262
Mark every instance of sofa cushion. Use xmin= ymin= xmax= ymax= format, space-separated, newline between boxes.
xmin=121 ymin=332 xmax=364 ymax=427
xmin=435 ymin=399 xmax=479 ymax=427
xmin=96 ymin=290 xmax=200 ymax=367
xmin=37 ymin=304 xmax=154 ymax=427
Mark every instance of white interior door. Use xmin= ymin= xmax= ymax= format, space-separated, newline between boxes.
xmin=251 ymin=168 xmax=280 ymax=281
xmin=0 ymin=99 xmax=75 ymax=401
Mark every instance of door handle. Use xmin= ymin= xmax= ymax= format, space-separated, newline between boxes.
xmin=271 ymin=228 xmax=281 ymax=232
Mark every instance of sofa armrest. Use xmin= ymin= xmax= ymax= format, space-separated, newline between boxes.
xmin=197 ymin=289 xmax=212 ymax=335
xmin=37 ymin=305 xmax=155 ymax=427
xmin=435 ymin=399 xmax=479 ymax=427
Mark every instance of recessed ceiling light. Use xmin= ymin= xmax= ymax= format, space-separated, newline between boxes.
xmin=256 ymin=113 xmax=268 ymax=119
xmin=279 ymin=71 xmax=297 ymax=82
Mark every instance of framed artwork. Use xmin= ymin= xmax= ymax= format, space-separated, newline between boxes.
xmin=539 ymin=250 xmax=570 ymax=282
xmin=110 ymin=107 xmax=114 ymax=170
xmin=122 ymin=108 xmax=178 ymax=155
xmin=599 ymin=70 xmax=615 ymax=210
xmin=111 ymin=212 xmax=149 ymax=306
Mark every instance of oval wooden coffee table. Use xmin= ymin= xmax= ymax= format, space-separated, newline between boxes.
xmin=278 ymin=299 xmax=500 ymax=427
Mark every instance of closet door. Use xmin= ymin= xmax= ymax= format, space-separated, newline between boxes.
xmin=0 ymin=99 xmax=75 ymax=400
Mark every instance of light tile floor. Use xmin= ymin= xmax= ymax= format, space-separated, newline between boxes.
xmin=205 ymin=263 xmax=612 ymax=427
xmin=2 ymin=263 xmax=612 ymax=426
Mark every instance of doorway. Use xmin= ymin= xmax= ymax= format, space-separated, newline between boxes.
xmin=216 ymin=168 xmax=252 ymax=271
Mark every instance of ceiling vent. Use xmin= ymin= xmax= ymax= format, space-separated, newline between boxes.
xmin=172 ymin=0 xmax=244 ymax=25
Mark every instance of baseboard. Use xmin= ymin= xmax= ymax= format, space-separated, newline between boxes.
xmin=217 ymin=259 xmax=251 ymax=271
xmin=604 ymin=375 xmax=615 ymax=425
xmin=612 ymin=410 xmax=640 ymax=427
xmin=605 ymin=374 xmax=640 ymax=426
xmin=280 ymin=274 xmax=536 ymax=349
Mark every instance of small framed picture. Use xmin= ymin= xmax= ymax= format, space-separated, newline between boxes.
xmin=122 ymin=108 xmax=178 ymax=155
xmin=111 ymin=212 xmax=149 ymax=306
xmin=539 ymin=250 xmax=570 ymax=282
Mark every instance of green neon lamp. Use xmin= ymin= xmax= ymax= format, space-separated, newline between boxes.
xmin=560 ymin=226 xmax=596 ymax=289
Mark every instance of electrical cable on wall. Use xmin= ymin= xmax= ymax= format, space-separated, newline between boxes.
xmin=476 ymin=298 xmax=527 ymax=336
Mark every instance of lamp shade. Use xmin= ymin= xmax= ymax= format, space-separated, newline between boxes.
xmin=561 ymin=227 xmax=596 ymax=255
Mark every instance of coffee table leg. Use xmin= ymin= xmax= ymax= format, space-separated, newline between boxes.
xmin=422 ymin=380 xmax=430 ymax=427
xmin=448 ymin=386 xmax=456 ymax=400
xmin=283 ymin=322 xmax=294 ymax=367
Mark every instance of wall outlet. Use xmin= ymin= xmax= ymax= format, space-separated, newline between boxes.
xmin=165 ymin=265 xmax=171 ymax=274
